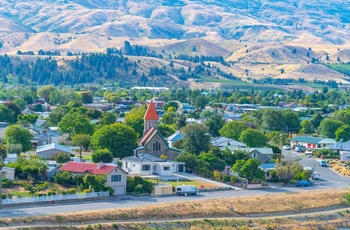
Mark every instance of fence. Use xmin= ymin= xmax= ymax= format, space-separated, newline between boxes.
xmin=1 ymin=191 xmax=110 ymax=205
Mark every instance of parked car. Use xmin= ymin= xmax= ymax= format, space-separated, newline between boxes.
xmin=295 ymin=146 xmax=307 ymax=152
xmin=304 ymin=149 xmax=313 ymax=157
xmin=296 ymin=180 xmax=311 ymax=187
xmin=303 ymin=166 xmax=314 ymax=171
xmin=282 ymin=146 xmax=291 ymax=150
xmin=176 ymin=185 xmax=199 ymax=196
xmin=312 ymin=172 xmax=320 ymax=180
xmin=319 ymin=160 xmax=328 ymax=167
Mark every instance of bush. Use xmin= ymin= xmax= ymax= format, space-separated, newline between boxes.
xmin=2 ymin=178 xmax=14 ymax=188
xmin=47 ymin=191 xmax=57 ymax=196
xmin=126 ymin=177 xmax=135 ymax=193
xmin=230 ymin=176 xmax=237 ymax=183
xmin=84 ymin=189 xmax=91 ymax=193
xmin=134 ymin=184 xmax=144 ymax=194
xmin=222 ymin=175 xmax=231 ymax=183
xmin=108 ymin=186 xmax=114 ymax=196
xmin=142 ymin=180 xmax=153 ymax=193
xmin=2 ymin=182 xmax=7 ymax=188
xmin=68 ymin=188 xmax=76 ymax=194
xmin=1 ymin=194 xmax=7 ymax=199
xmin=36 ymin=193 xmax=47 ymax=197
xmin=7 ymin=193 xmax=13 ymax=199
xmin=61 ymin=191 xmax=68 ymax=195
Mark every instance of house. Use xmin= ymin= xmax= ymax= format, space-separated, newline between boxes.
xmin=122 ymin=153 xmax=185 ymax=177
xmin=83 ymin=103 xmax=110 ymax=111
xmin=4 ymin=154 xmax=17 ymax=164
xmin=211 ymin=137 xmax=246 ymax=148
xmin=146 ymin=99 xmax=165 ymax=109
xmin=135 ymin=101 xmax=181 ymax=160
xmin=326 ymin=140 xmax=350 ymax=154
xmin=167 ymin=131 xmax=184 ymax=148
xmin=290 ymin=136 xmax=336 ymax=149
xmin=36 ymin=143 xmax=71 ymax=160
xmin=35 ymin=119 xmax=47 ymax=128
xmin=32 ymin=133 xmax=51 ymax=147
xmin=259 ymin=163 xmax=276 ymax=180
xmin=60 ymin=161 xmax=128 ymax=195
xmin=223 ymin=146 xmax=274 ymax=163
xmin=178 ymin=103 xmax=195 ymax=113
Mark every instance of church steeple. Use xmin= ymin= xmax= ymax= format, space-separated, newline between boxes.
xmin=143 ymin=101 xmax=159 ymax=134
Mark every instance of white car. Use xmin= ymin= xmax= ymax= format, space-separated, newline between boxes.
xmin=282 ymin=146 xmax=291 ymax=150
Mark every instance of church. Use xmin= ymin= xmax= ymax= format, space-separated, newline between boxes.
xmin=133 ymin=101 xmax=181 ymax=161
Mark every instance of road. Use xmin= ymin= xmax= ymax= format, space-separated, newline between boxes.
xmin=1 ymin=150 xmax=349 ymax=218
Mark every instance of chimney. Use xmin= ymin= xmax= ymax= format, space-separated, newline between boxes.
xmin=97 ymin=161 xmax=104 ymax=169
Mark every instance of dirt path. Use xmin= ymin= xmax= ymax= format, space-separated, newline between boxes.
xmin=2 ymin=205 xmax=349 ymax=229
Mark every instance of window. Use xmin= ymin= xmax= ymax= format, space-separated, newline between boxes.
xmin=152 ymin=141 xmax=161 ymax=151
xmin=142 ymin=164 xmax=151 ymax=171
xmin=163 ymin=166 xmax=170 ymax=171
xmin=111 ymin=175 xmax=121 ymax=182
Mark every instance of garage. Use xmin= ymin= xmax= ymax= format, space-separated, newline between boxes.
xmin=115 ymin=185 xmax=126 ymax=195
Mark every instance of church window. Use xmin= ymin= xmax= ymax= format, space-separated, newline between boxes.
xmin=153 ymin=141 xmax=162 ymax=151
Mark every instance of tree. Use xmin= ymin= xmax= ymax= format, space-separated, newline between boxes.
xmin=261 ymin=109 xmax=286 ymax=131
xmin=83 ymin=174 xmax=107 ymax=192
xmin=7 ymin=143 xmax=23 ymax=155
xmin=275 ymin=159 xmax=303 ymax=183
xmin=162 ymin=111 xmax=176 ymax=125
xmin=335 ymin=125 xmax=350 ymax=142
xmin=92 ymin=149 xmax=113 ymax=163
xmin=300 ymin=120 xmax=314 ymax=134
xmin=58 ymin=113 xmax=93 ymax=137
xmin=318 ymin=118 xmax=344 ymax=138
xmin=181 ymin=123 xmax=210 ymax=155
xmin=232 ymin=158 xmax=265 ymax=181
xmin=4 ymin=102 xmax=21 ymax=122
xmin=105 ymin=93 xmax=121 ymax=104
xmin=99 ymin=112 xmax=116 ymax=126
xmin=13 ymin=98 xmax=27 ymax=110
xmin=124 ymin=106 xmax=146 ymax=136
xmin=38 ymin=86 xmax=57 ymax=103
xmin=54 ymin=171 xmax=73 ymax=187
xmin=268 ymin=131 xmax=288 ymax=147
xmin=47 ymin=106 xmax=70 ymax=126
xmin=194 ymin=95 xmax=208 ymax=110
xmin=158 ymin=124 xmax=175 ymax=138
xmin=163 ymin=101 xmax=179 ymax=111
xmin=219 ymin=121 xmax=249 ymax=140
xmin=310 ymin=113 xmax=323 ymax=130
xmin=91 ymin=123 xmax=138 ymax=158
xmin=334 ymin=109 xmax=350 ymax=126
xmin=0 ymin=105 xmax=15 ymax=123
xmin=197 ymin=152 xmax=226 ymax=171
xmin=175 ymin=152 xmax=198 ymax=171
xmin=54 ymin=152 xmax=71 ymax=164
xmin=205 ymin=112 xmax=225 ymax=137
xmin=72 ymin=134 xmax=91 ymax=159
xmin=0 ymin=144 xmax=7 ymax=161
xmin=5 ymin=125 xmax=33 ymax=152
xmin=239 ymin=128 xmax=269 ymax=147
xmin=78 ymin=91 xmax=93 ymax=103
xmin=17 ymin=114 xmax=38 ymax=125
xmin=176 ymin=113 xmax=187 ymax=129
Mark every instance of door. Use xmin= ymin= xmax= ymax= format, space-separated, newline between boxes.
xmin=116 ymin=185 xmax=125 ymax=195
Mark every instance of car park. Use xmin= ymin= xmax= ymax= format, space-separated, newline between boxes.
xmin=296 ymin=180 xmax=311 ymax=187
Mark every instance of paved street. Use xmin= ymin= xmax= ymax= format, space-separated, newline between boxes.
xmin=1 ymin=150 xmax=349 ymax=218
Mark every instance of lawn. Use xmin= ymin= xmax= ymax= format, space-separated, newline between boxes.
xmin=168 ymin=180 xmax=219 ymax=189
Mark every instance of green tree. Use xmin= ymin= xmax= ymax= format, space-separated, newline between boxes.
xmin=83 ymin=174 xmax=107 ymax=192
xmin=300 ymin=120 xmax=314 ymax=134
xmin=219 ymin=121 xmax=249 ymax=140
xmin=78 ymin=91 xmax=93 ymax=104
xmin=181 ymin=123 xmax=210 ymax=155
xmin=239 ymin=128 xmax=269 ymax=147
xmin=237 ymin=97 xmax=250 ymax=104
xmin=335 ymin=125 xmax=350 ymax=142
xmin=205 ymin=112 xmax=225 ymax=137
xmin=7 ymin=143 xmax=23 ymax=155
xmin=0 ymin=105 xmax=15 ymax=123
xmin=4 ymin=102 xmax=22 ymax=122
xmin=72 ymin=134 xmax=91 ymax=159
xmin=106 ymin=93 xmax=121 ymax=104
xmin=162 ymin=101 xmax=179 ymax=111
xmin=334 ymin=109 xmax=350 ymax=126
xmin=124 ymin=106 xmax=146 ymax=136
xmin=91 ymin=123 xmax=138 ymax=158
xmin=13 ymin=98 xmax=27 ymax=110
xmin=47 ymin=106 xmax=70 ymax=126
xmin=162 ymin=111 xmax=175 ymax=125
xmin=53 ymin=171 xmax=73 ymax=186
xmin=311 ymin=113 xmax=323 ymax=129
xmin=5 ymin=125 xmax=33 ymax=152
xmin=0 ymin=143 xmax=7 ymax=161
xmin=261 ymin=109 xmax=286 ymax=131
xmin=17 ymin=114 xmax=38 ymax=125
xmin=194 ymin=95 xmax=208 ymax=110
xmin=58 ymin=113 xmax=93 ymax=137
xmin=318 ymin=118 xmax=344 ymax=138
xmin=267 ymin=131 xmax=288 ymax=147
xmin=232 ymin=158 xmax=265 ymax=181
xmin=92 ymin=149 xmax=113 ymax=163
xmin=38 ymin=85 xmax=57 ymax=103
xmin=99 ymin=112 xmax=116 ymax=126
xmin=54 ymin=152 xmax=71 ymax=164
xmin=158 ymin=124 xmax=176 ymax=138
xmin=197 ymin=152 xmax=226 ymax=171
xmin=176 ymin=113 xmax=187 ymax=129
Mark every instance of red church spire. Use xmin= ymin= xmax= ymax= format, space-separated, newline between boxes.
xmin=144 ymin=101 xmax=159 ymax=120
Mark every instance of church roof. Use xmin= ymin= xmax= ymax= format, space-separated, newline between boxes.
xmin=139 ymin=127 xmax=158 ymax=146
xmin=144 ymin=101 xmax=159 ymax=120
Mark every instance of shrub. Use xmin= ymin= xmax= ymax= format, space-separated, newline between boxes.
xmin=36 ymin=193 xmax=47 ymax=197
xmin=1 ymin=194 xmax=7 ymax=199
xmin=222 ymin=175 xmax=231 ymax=183
xmin=68 ymin=188 xmax=76 ymax=194
xmin=230 ymin=176 xmax=237 ymax=183
xmin=126 ymin=177 xmax=135 ymax=193
xmin=112 ymin=223 xmax=118 ymax=229
xmin=91 ymin=149 xmax=113 ymax=163
xmin=108 ymin=186 xmax=114 ymax=196
xmin=2 ymin=182 xmax=7 ymax=188
xmin=142 ymin=180 xmax=153 ymax=193
xmin=7 ymin=193 xmax=13 ymax=199
xmin=61 ymin=191 xmax=68 ymax=195
xmin=2 ymin=178 xmax=14 ymax=188
xmin=134 ymin=184 xmax=144 ymax=194
xmin=84 ymin=189 xmax=91 ymax=193
xmin=47 ymin=191 xmax=57 ymax=196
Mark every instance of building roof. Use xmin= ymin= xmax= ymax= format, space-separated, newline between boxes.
xmin=223 ymin=146 xmax=273 ymax=155
xmin=326 ymin=140 xmax=350 ymax=151
xmin=260 ymin=163 xmax=276 ymax=171
xmin=36 ymin=143 xmax=71 ymax=154
xmin=35 ymin=119 xmax=47 ymax=127
xmin=290 ymin=136 xmax=335 ymax=144
xmin=211 ymin=137 xmax=246 ymax=147
xmin=123 ymin=153 xmax=166 ymax=163
xmin=60 ymin=161 xmax=125 ymax=175
xmin=167 ymin=130 xmax=184 ymax=142
xmin=139 ymin=127 xmax=158 ymax=146
xmin=144 ymin=101 xmax=159 ymax=120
